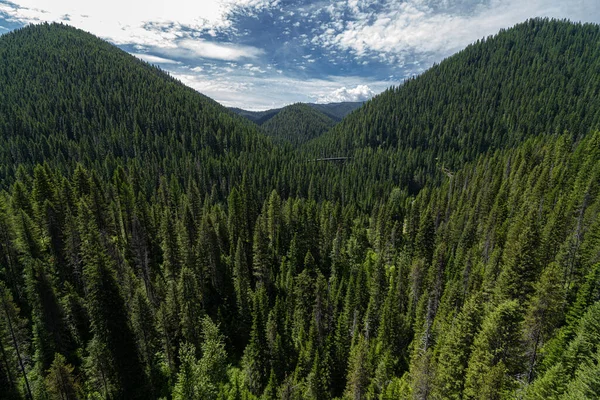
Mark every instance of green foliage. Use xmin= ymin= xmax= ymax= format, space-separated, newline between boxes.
xmin=304 ymin=18 xmax=600 ymax=196
xmin=464 ymin=300 xmax=523 ymax=399
xmin=1 ymin=19 xmax=600 ymax=400
xmin=172 ymin=317 xmax=228 ymax=399
xmin=260 ymin=103 xmax=337 ymax=146
xmin=45 ymin=353 xmax=80 ymax=400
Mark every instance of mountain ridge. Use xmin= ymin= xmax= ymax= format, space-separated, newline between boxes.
xmin=301 ymin=17 xmax=600 ymax=192
xmin=260 ymin=103 xmax=337 ymax=146
xmin=0 ymin=22 xmax=274 ymax=193
xmin=230 ymin=101 xmax=364 ymax=125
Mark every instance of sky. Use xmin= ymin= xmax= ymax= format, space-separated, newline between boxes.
xmin=0 ymin=1 xmax=599 ymax=110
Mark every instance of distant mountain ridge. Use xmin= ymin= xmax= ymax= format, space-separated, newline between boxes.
xmin=260 ymin=103 xmax=338 ymax=146
xmin=303 ymin=18 xmax=600 ymax=191
xmin=230 ymin=101 xmax=364 ymax=125
xmin=230 ymin=101 xmax=364 ymax=146
xmin=228 ymin=107 xmax=281 ymax=125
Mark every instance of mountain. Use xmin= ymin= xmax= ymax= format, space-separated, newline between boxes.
xmin=1 ymin=18 xmax=600 ymax=400
xmin=307 ymin=101 xmax=364 ymax=121
xmin=393 ymin=131 xmax=600 ymax=399
xmin=230 ymin=101 xmax=363 ymax=147
xmin=228 ymin=107 xmax=281 ymax=125
xmin=230 ymin=101 xmax=363 ymax=125
xmin=0 ymin=22 xmax=272 ymax=195
xmin=260 ymin=103 xmax=337 ymax=146
xmin=304 ymin=18 xmax=600 ymax=192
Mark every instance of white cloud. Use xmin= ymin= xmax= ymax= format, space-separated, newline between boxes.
xmin=243 ymin=63 xmax=266 ymax=73
xmin=317 ymin=0 xmax=600 ymax=62
xmin=0 ymin=0 xmax=277 ymax=47
xmin=175 ymin=39 xmax=264 ymax=61
xmin=317 ymin=84 xmax=375 ymax=103
xmin=172 ymin=70 xmax=387 ymax=110
xmin=176 ymin=72 xmax=253 ymax=96
xmin=132 ymin=53 xmax=181 ymax=64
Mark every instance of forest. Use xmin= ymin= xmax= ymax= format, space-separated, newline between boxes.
xmin=0 ymin=18 xmax=599 ymax=400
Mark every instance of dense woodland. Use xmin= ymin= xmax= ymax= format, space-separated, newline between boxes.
xmin=231 ymin=102 xmax=362 ymax=147
xmin=231 ymin=102 xmax=362 ymax=126
xmin=260 ymin=104 xmax=337 ymax=146
xmin=0 ymin=19 xmax=600 ymax=400
xmin=229 ymin=108 xmax=281 ymax=126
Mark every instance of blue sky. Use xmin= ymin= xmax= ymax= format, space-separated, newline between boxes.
xmin=1 ymin=1 xmax=599 ymax=110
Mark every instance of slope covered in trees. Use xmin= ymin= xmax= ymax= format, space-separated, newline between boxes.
xmin=0 ymin=23 xmax=383 ymax=209
xmin=229 ymin=107 xmax=281 ymax=125
xmin=230 ymin=102 xmax=363 ymax=146
xmin=260 ymin=103 xmax=337 ymax=146
xmin=230 ymin=102 xmax=362 ymax=125
xmin=303 ymin=18 xmax=600 ymax=192
xmin=306 ymin=102 xmax=364 ymax=121
xmin=2 ymin=127 xmax=598 ymax=399
xmin=0 ymin=18 xmax=600 ymax=400
xmin=0 ymin=23 xmax=272 ymax=195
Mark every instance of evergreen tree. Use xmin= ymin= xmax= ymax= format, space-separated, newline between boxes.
xmin=79 ymin=199 xmax=150 ymax=398
xmin=0 ymin=280 xmax=33 ymax=400
xmin=45 ymin=353 xmax=80 ymax=400
xmin=344 ymin=334 xmax=370 ymax=400
xmin=464 ymin=300 xmax=523 ymax=399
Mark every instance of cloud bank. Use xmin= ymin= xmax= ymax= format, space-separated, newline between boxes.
xmin=175 ymin=72 xmax=388 ymax=111
xmin=0 ymin=0 xmax=278 ymax=46
xmin=132 ymin=53 xmax=181 ymax=64
xmin=317 ymin=85 xmax=375 ymax=103
xmin=316 ymin=0 xmax=600 ymax=63
xmin=173 ymin=40 xmax=264 ymax=61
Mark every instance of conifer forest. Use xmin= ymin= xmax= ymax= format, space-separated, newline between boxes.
xmin=0 ymin=18 xmax=600 ymax=399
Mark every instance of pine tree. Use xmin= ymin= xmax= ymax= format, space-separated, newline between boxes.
xmin=196 ymin=316 xmax=228 ymax=398
xmin=434 ymin=295 xmax=483 ymax=399
xmin=344 ymin=334 xmax=370 ymax=400
xmin=32 ymin=164 xmax=56 ymax=224
xmin=234 ymin=238 xmax=251 ymax=317
xmin=243 ymin=286 xmax=269 ymax=396
xmin=178 ymin=265 xmax=204 ymax=349
xmin=130 ymin=286 xmax=161 ymax=393
xmin=228 ymin=187 xmax=246 ymax=252
xmin=157 ymin=279 xmax=181 ymax=377
xmin=463 ymin=300 xmax=523 ymax=399
xmin=522 ymin=263 xmax=565 ymax=382
xmin=0 ymin=196 xmax=22 ymax=300
xmin=24 ymin=259 xmax=75 ymax=377
xmin=0 ymin=280 xmax=33 ymax=399
xmin=79 ymin=199 xmax=150 ymax=398
xmin=172 ymin=343 xmax=200 ymax=400
xmin=45 ymin=353 xmax=80 ymax=400
xmin=160 ymin=207 xmax=181 ymax=281
xmin=252 ymin=214 xmax=272 ymax=292
xmin=496 ymin=208 xmax=541 ymax=302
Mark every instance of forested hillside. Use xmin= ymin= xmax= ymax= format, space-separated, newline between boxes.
xmin=231 ymin=102 xmax=362 ymax=146
xmin=229 ymin=107 xmax=281 ymax=125
xmin=1 ymin=19 xmax=600 ymax=400
xmin=306 ymin=102 xmax=363 ymax=121
xmin=260 ymin=104 xmax=337 ymax=146
xmin=303 ymin=18 xmax=600 ymax=192
xmin=0 ymin=23 xmax=273 ymax=195
xmin=230 ymin=102 xmax=362 ymax=125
